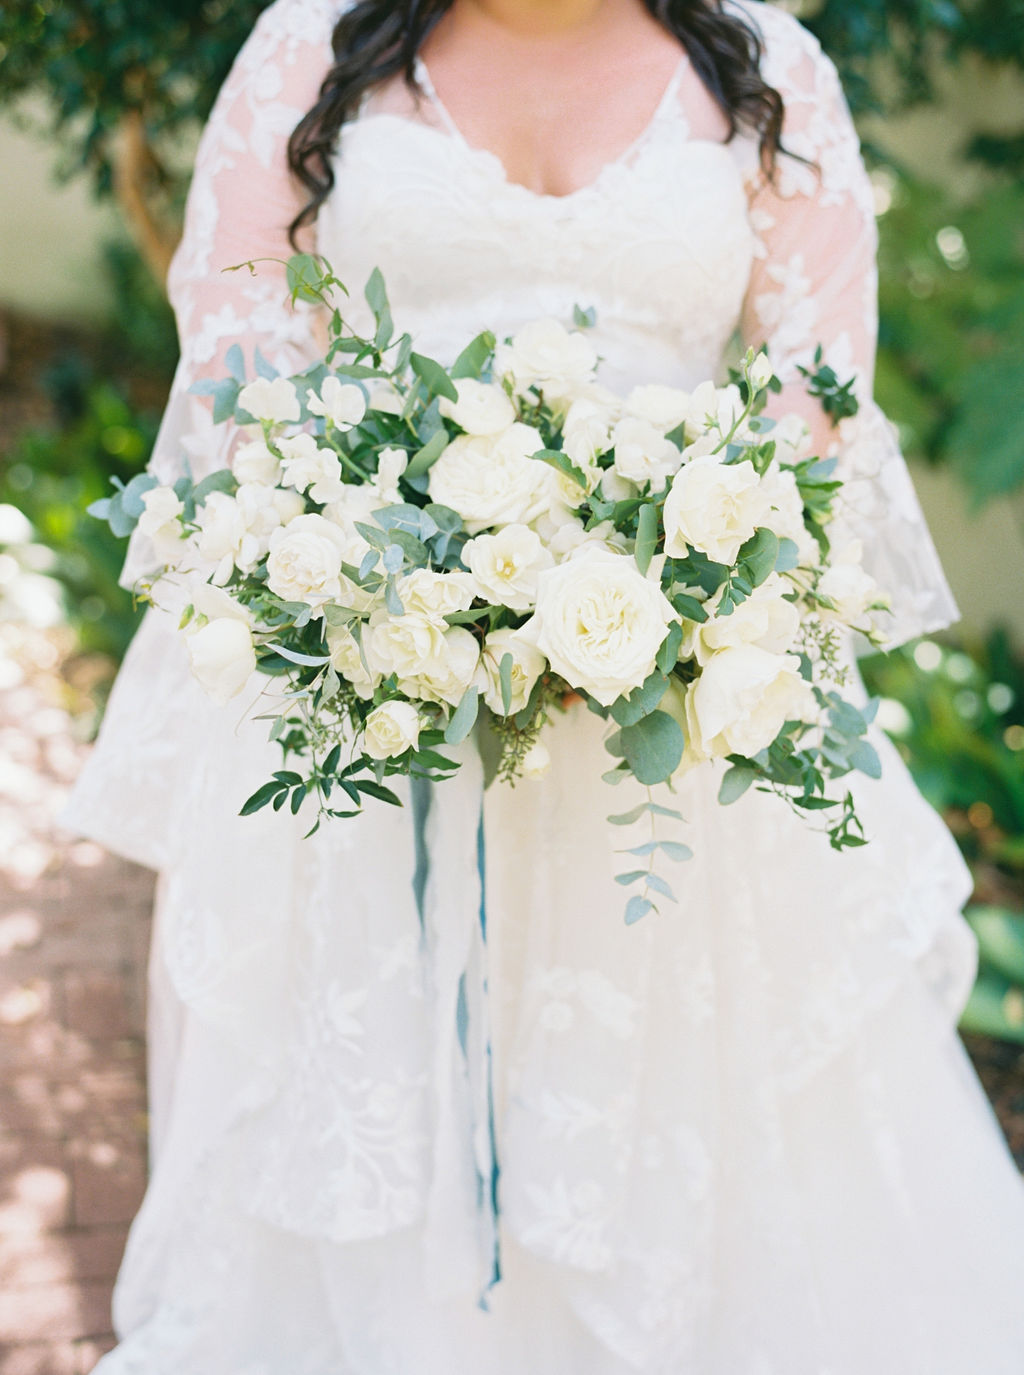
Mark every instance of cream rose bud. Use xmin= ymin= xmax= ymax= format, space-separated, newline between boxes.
xmin=238 ymin=376 xmax=300 ymax=425
xmin=612 ymin=417 xmax=683 ymax=488
xmin=187 ymin=617 xmax=257 ymax=705
xmin=427 ymin=423 xmax=551 ymax=533
xmin=690 ymin=645 xmax=815 ymax=758
xmin=626 ymin=383 xmax=692 ymax=432
xmin=362 ymin=700 xmax=421 ymax=760
xmin=693 ymin=574 xmax=801 ymax=665
xmin=464 ymin=524 xmax=554 ymax=611
xmin=817 ymin=542 xmax=884 ymax=625
xmin=494 ymin=318 xmax=598 ymax=401
xmin=232 ymin=440 xmax=281 ymax=485
xmin=562 ymin=398 xmax=615 ymax=467
xmin=475 ymin=627 xmax=546 ymax=714
xmin=278 ymin=433 xmax=346 ymax=505
xmin=439 ymin=378 xmax=516 ymax=436
xmin=307 ymin=376 xmax=366 ymax=430
xmin=519 ymin=546 xmax=676 ymax=706
xmin=397 ymin=568 xmax=477 ymax=621
xmin=326 ymin=623 xmax=379 ymax=699
xmin=663 ymin=454 xmax=770 ymax=566
xmin=521 ymin=740 xmax=552 ymax=780
xmin=137 ymin=486 xmax=186 ymax=564
xmin=415 ymin=626 xmax=481 ymax=707
xmin=266 ymin=513 xmax=347 ymax=610
xmin=748 ymin=352 xmax=774 ymax=391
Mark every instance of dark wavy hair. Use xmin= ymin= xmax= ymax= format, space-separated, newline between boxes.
xmin=287 ymin=0 xmax=785 ymax=244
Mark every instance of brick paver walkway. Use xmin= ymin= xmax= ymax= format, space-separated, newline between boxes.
xmin=0 ymin=624 xmax=155 ymax=1375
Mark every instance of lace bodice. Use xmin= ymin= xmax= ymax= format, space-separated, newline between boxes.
xmin=123 ymin=0 xmax=958 ymax=646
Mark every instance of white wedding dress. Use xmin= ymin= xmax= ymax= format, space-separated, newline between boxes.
xmin=63 ymin=1 xmax=1024 ymax=1370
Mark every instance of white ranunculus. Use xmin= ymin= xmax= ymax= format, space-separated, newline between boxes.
xmin=397 ymin=568 xmax=477 ymax=622
xmin=663 ymin=455 xmax=770 ymax=566
xmin=439 ymin=378 xmax=516 ymax=436
xmin=463 ymin=523 xmax=554 ymax=611
xmin=561 ymin=397 xmax=615 ymax=467
xmin=689 ymin=646 xmax=815 ymax=758
xmin=474 ymin=626 xmax=546 ymax=714
xmin=518 ymin=546 xmax=676 ymax=706
xmin=278 ymin=433 xmax=346 ymax=505
xmin=137 ymin=486 xmax=186 ymax=565
xmin=611 ymin=416 xmax=683 ymax=489
xmin=521 ymin=740 xmax=552 ymax=779
xmin=757 ymin=465 xmax=819 ymax=568
xmin=374 ymin=447 xmax=409 ymax=504
xmin=413 ymin=626 xmax=481 ymax=707
xmin=232 ymin=439 xmax=281 ymax=486
xmin=363 ymin=610 xmax=446 ymax=681
xmin=326 ymin=623 xmax=380 ymax=699
xmin=817 ymin=542 xmax=885 ymax=625
xmin=494 ymin=318 xmax=598 ymax=402
xmin=625 ymin=384 xmax=692 ymax=432
xmin=691 ymin=574 xmax=801 ymax=665
xmin=363 ymin=700 xmax=421 ymax=760
xmin=307 ymin=376 xmax=366 ymax=430
xmin=427 ymin=423 xmax=552 ymax=533
xmin=238 ymin=376 xmax=300 ymax=424
xmin=187 ymin=617 xmax=257 ymax=705
xmin=266 ymin=513 xmax=347 ymax=610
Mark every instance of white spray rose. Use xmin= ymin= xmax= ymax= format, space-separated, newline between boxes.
xmin=689 ymin=646 xmax=815 ymax=758
xmin=625 ymin=383 xmax=692 ymax=432
xmin=137 ymin=486 xmax=186 ymax=565
xmin=817 ymin=542 xmax=886 ymax=626
xmin=238 ymin=376 xmax=300 ymax=424
xmin=757 ymin=465 xmax=819 ymax=568
xmin=561 ymin=397 xmax=615 ymax=467
xmin=307 ymin=376 xmax=366 ymax=430
xmin=521 ymin=740 xmax=552 ymax=780
xmin=427 ymin=423 xmax=552 ymax=533
xmin=187 ymin=618 xmax=257 ymax=705
xmin=690 ymin=574 xmax=801 ymax=665
xmin=265 ymin=513 xmax=347 ymax=610
xmin=519 ymin=546 xmax=676 ymax=706
xmin=232 ymin=440 xmax=281 ymax=486
xmin=611 ymin=416 xmax=683 ymax=489
xmin=326 ymin=623 xmax=379 ymax=699
xmin=397 ymin=568 xmax=477 ymax=622
xmin=663 ymin=455 xmax=770 ymax=566
xmin=413 ymin=626 xmax=481 ymax=707
xmin=363 ymin=700 xmax=421 ymax=760
xmin=278 ymin=433 xmax=346 ymax=505
xmin=463 ymin=524 xmax=554 ymax=611
xmin=439 ymin=378 xmax=516 ymax=436
xmin=475 ymin=627 xmax=546 ymax=714
xmin=494 ymin=318 xmax=598 ymax=402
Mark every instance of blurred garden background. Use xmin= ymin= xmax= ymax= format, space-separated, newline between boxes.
xmin=0 ymin=0 xmax=1022 ymax=1359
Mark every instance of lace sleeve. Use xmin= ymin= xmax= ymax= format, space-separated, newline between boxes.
xmin=732 ymin=1 xmax=959 ymax=649
xmin=120 ymin=0 xmax=342 ymax=589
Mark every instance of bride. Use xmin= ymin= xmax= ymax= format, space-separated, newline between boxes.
xmin=65 ymin=0 xmax=1024 ymax=1370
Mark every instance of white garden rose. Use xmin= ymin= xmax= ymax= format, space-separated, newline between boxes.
xmin=195 ymin=491 xmax=246 ymax=583
xmin=232 ymin=439 xmax=281 ymax=486
xmin=519 ymin=545 xmax=676 ymax=706
xmin=475 ymin=627 xmax=546 ymax=714
xmin=307 ymin=376 xmax=366 ymax=429
xmin=494 ymin=318 xmax=597 ymax=402
xmin=278 ymin=433 xmax=346 ymax=505
xmin=817 ymin=542 xmax=886 ymax=625
xmin=414 ymin=626 xmax=481 ymax=707
xmin=137 ymin=486 xmax=186 ymax=565
xmin=265 ymin=513 xmax=347 ymax=610
xmin=439 ymin=378 xmax=516 ymax=436
xmin=321 ymin=481 xmax=383 ymax=564
xmin=521 ymin=740 xmax=552 ymax=780
xmin=663 ymin=454 xmax=770 ymax=565
xmin=463 ymin=523 xmax=554 ymax=611
xmin=427 ymin=423 xmax=552 ymax=533
xmin=561 ymin=397 xmax=615 ymax=467
xmin=325 ymin=623 xmax=379 ymax=699
xmin=397 ymin=568 xmax=477 ymax=622
xmin=689 ymin=574 xmax=801 ymax=665
xmin=758 ymin=465 xmax=819 ymax=568
xmin=238 ymin=376 xmax=300 ymax=424
xmin=689 ymin=645 xmax=815 ymax=758
xmin=598 ymin=470 xmax=637 ymax=503
xmin=546 ymin=516 xmax=623 ymax=562
xmin=625 ymin=383 xmax=692 ymax=432
xmin=186 ymin=618 xmax=257 ymax=705
xmin=362 ymin=700 xmax=421 ymax=760
xmin=611 ymin=416 xmax=683 ymax=488
xmin=363 ymin=610 xmax=446 ymax=681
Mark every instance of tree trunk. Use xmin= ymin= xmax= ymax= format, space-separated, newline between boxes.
xmin=112 ymin=111 xmax=179 ymax=290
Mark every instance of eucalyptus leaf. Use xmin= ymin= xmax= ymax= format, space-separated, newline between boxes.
xmin=450 ymin=330 xmax=496 ymax=379
xmin=444 ymin=685 xmax=480 ymax=745
xmin=404 ymin=430 xmax=448 ymax=481
xmin=718 ymin=765 xmax=756 ymax=805
xmin=619 ymin=710 xmax=683 ymax=785
xmin=634 ymin=502 xmax=659 ymax=575
xmin=498 ymin=652 xmax=514 ymax=716
xmin=610 ymin=671 xmax=669 ymax=727
xmin=625 ymin=895 xmax=654 ymax=925
xmin=411 ymin=351 xmax=459 ymax=402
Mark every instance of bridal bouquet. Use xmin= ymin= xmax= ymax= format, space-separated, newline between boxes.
xmin=92 ymin=255 xmax=889 ymax=920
